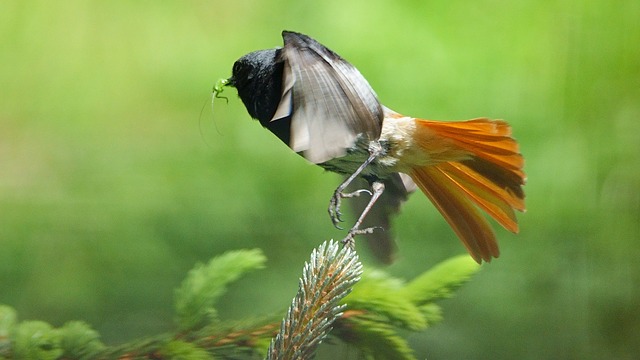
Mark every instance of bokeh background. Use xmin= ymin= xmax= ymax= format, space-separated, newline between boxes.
xmin=1 ymin=1 xmax=638 ymax=359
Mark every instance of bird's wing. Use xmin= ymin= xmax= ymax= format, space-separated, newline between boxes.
xmin=274 ymin=31 xmax=383 ymax=164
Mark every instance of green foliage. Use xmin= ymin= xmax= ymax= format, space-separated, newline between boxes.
xmin=0 ymin=312 xmax=105 ymax=360
xmin=57 ymin=321 xmax=105 ymax=360
xmin=0 ymin=249 xmax=477 ymax=359
xmin=400 ymin=255 xmax=480 ymax=305
xmin=159 ymin=340 xmax=212 ymax=360
xmin=13 ymin=321 xmax=62 ymax=360
xmin=0 ymin=306 xmax=16 ymax=357
xmin=347 ymin=270 xmax=426 ymax=331
xmin=342 ymin=318 xmax=415 ymax=360
xmin=175 ymin=249 xmax=267 ymax=332
xmin=335 ymin=256 xmax=481 ymax=359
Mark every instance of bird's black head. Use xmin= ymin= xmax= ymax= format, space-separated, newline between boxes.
xmin=228 ymin=48 xmax=284 ymax=125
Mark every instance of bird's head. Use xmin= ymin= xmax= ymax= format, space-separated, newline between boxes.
xmin=228 ymin=48 xmax=284 ymax=124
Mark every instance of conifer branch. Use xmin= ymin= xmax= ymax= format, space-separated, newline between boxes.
xmin=175 ymin=249 xmax=267 ymax=332
xmin=267 ymin=240 xmax=363 ymax=360
xmin=0 ymin=249 xmax=479 ymax=359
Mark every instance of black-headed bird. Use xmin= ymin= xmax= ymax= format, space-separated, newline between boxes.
xmin=223 ymin=31 xmax=526 ymax=264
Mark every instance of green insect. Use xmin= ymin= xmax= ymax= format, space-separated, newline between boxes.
xmin=212 ymin=78 xmax=229 ymax=103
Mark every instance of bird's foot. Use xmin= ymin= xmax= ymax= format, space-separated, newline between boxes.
xmin=328 ymin=188 xmax=372 ymax=229
xmin=341 ymin=226 xmax=381 ymax=250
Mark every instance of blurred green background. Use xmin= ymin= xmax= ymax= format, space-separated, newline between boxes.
xmin=1 ymin=0 xmax=638 ymax=359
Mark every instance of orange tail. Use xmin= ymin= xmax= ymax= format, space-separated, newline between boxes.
xmin=408 ymin=118 xmax=526 ymax=263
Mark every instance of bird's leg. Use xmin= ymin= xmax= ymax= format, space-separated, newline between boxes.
xmin=341 ymin=181 xmax=385 ymax=250
xmin=328 ymin=142 xmax=382 ymax=229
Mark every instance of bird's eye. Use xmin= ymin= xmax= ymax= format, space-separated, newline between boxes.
xmin=232 ymin=60 xmax=256 ymax=83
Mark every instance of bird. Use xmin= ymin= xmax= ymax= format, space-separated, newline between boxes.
xmin=222 ymin=30 xmax=526 ymax=264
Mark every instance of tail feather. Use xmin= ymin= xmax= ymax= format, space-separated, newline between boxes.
xmin=438 ymin=162 xmax=518 ymax=232
xmin=408 ymin=118 xmax=526 ymax=263
xmin=461 ymin=157 xmax=525 ymax=201
xmin=448 ymin=161 xmax=525 ymax=212
xmin=421 ymin=119 xmax=524 ymax=173
xmin=411 ymin=166 xmax=499 ymax=263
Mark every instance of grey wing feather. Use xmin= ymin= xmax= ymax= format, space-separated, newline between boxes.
xmin=275 ymin=31 xmax=383 ymax=164
xmin=349 ymin=172 xmax=416 ymax=264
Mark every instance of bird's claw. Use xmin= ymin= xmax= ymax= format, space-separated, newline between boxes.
xmin=328 ymin=194 xmax=344 ymax=229
xmin=328 ymin=188 xmax=372 ymax=229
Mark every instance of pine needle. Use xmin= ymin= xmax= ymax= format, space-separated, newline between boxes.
xmin=267 ymin=240 xmax=363 ymax=360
